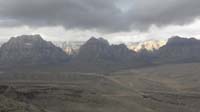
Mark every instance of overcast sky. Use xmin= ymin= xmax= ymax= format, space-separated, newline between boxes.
xmin=0 ymin=0 xmax=200 ymax=43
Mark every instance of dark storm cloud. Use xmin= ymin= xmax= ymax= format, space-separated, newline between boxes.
xmin=0 ymin=0 xmax=200 ymax=32
xmin=129 ymin=0 xmax=200 ymax=30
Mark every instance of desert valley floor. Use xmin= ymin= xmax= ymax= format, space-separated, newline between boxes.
xmin=0 ymin=63 xmax=200 ymax=112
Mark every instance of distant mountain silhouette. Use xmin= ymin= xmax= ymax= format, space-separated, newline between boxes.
xmin=53 ymin=41 xmax=84 ymax=56
xmin=77 ymin=37 xmax=112 ymax=61
xmin=66 ymin=37 xmax=150 ymax=72
xmin=128 ymin=40 xmax=166 ymax=52
xmin=77 ymin=37 xmax=136 ymax=63
xmin=0 ymin=35 xmax=69 ymax=65
xmin=155 ymin=36 xmax=200 ymax=63
xmin=1 ymin=34 xmax=200 ymax=73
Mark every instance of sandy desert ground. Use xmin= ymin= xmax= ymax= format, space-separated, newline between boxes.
xmin=1 ymin=63 xmax=200 ymax=112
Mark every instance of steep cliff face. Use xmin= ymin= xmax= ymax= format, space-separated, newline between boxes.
xmin=67 ymin=37 xmax=150 ymax=73
xmin=156 ymin=36 xmax=200 ymax=63
xmin=0 ymin=35 xmax=69 ymax=65
xmin=77 ymin=37 xmax=136 ymax=63
xmin=77 ymin=37 xmax=111 ymax=61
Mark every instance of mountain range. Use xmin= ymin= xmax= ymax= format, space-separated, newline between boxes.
xmin=65 ymin=37 xmax=149 ymax=73
xmin=53 ymin=39 xmax=167 ymax=55
xmin=0 ymin=34 xmax=200 ymax=72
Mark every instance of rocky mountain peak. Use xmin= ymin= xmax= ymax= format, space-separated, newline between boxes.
xmin=77 ymin=37 xmax=110 ymax=61
xmin=0 ymin=35 xmax=69 ymax=65
xmin=156 ymin=36 xmax=200 ymax=63
xmin=167 ymin=36 xmax=200 ymax=45
xmin=9 ymin=34 xmax=43 ymax=43
xmin=85 ymin=37 xmax=109 ymax=46
xmin=77 ymin=37 xmax=139 ymax=63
